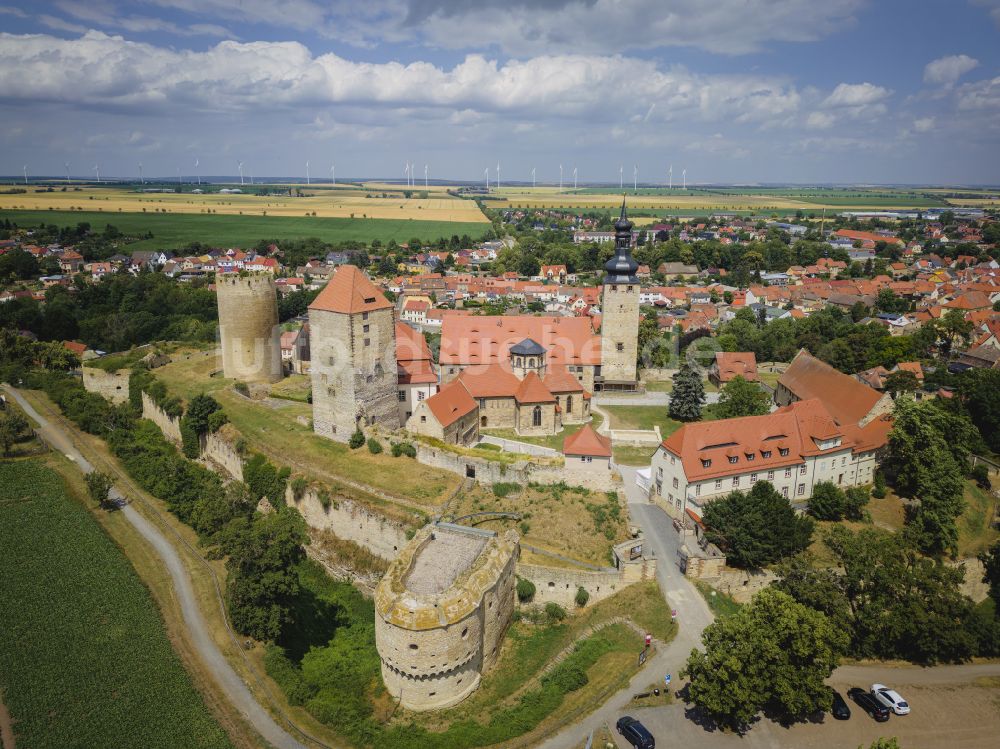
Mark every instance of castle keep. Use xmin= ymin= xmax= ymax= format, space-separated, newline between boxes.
xmin=598 ymin=198 xmax=640 ymax=389
xmin=374 ymin=525 xmax=519 ymax=711
xmin=216 ymin=273 xmax=282 ymax=383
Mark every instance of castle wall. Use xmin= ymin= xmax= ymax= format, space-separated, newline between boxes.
xmin=309 ymin=305 xmax=399 ymax=442
xmin=216 ymin=274 xmax=282 ymax=383
xmin=82 ymin=367 xmax=130 ymax=405
xmin=286 ymin=486 xmax=410 ymax=561
xmin=199 ymin=429 xmax=244 ymax=482
xmin=141 ymin=391 xmax=182 ymax=445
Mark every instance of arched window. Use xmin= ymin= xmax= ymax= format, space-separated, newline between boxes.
xmin=566 ymin=395 xmax=573 ymax=413
xmin=516 ymin=357 xmax=523 ymax=367
xmin=481 ymin=415 xmax=487 ymax=427
xmin=532 ymin=405 xmax=542 ymax=427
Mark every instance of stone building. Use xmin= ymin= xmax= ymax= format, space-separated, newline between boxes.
xmin=375 ymin=524 xmax=519 ymax=711
xmin=216 ymin=273 xmax=282 ymax=383
xmin=407 ymin=379 xmax=479 ymax=446
xmin=309 ymin=265 xmax=400 ymax=441
xmin=598 ymin=198 xmax=641 ymax=390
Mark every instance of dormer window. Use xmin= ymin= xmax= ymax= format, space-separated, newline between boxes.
xmin=701 ymin=459 xmax=712 ymax=468
xmin=728 ymin=456 xmax=738 ymax=464
xmin=779 ymin=448 xmax=789 ymax=457
xmin=761 ymin=450 xmax=772 ymax=459
xmin=745 ymin=453 xmax=755 ymax=461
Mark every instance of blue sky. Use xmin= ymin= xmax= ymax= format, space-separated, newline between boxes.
xmin=1 ymin=0 xmax=998 ymax=184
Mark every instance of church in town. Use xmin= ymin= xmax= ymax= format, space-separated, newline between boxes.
xmin=306 ymin=199 xmax=642 ymax=445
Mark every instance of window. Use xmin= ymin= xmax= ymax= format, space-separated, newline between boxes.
xmin=715 ymin=479 xmax=723 ymax=490
xmin=362 ymin=311 xmax=369 ymax=320
xmin=701 ymin=459 xmax=711 ymax=468
xmin=732 ymin=476 xmax=740 ymax=487
xmin=616 ymin=342 xmax=624 ymax=352
xmin=397 ymin=390 xmax=405 ymax=402
xmin=327 ymin=355 xmax=335 ymax=366
xmin=779 ymin=448 xmax=789 ymax=457
xmin=785 ymin=467 xmax=792 ymax=478
xmin=420 ymin=415 xmax=426 ymax=423
xmin=417 ymin=391 xmax=425 ymax=401
xmin=750 ymin=472 xmax=758 ymax=483
xmin=767 ymin=470 xmax=774 ymax=481
xmin=841 ymin=456 xmax=847 ymax=466
xmin=627 ymin=285 xmax=633 ymax=292
xmin=363 ymin=324 xmax=370 ymax=333
xmin=364 ymin=338 xmax=371 ymax=347
xmin=672 ymin=477 xmax=678 ymax=489
xmin=668 ymin=493 xmax=674 ymax=503
xmin=670 ymin=455 xmax=676 ymax=465
xmin=761 ymin=450 xmax=772 ymax=458
xmin=782 ymin=486 xmax=789 ymax=498
xmin=566 ymin=395 xmax=573 ymax=412
xmin=696 ymin=484 xmax=701 ymax=496
xmin=532 ymin=405 xmax=542 ymax=427
xmin=746 ymin=453 xmax=755 ymax=461
xmin=797 ymin=483 xmax=805 ymax=495
xmin=516 ymin=357 xmax=523 ymax=367
xmin=728 ymin=456 xmax=738 ymax=464
xmin=657 ymin=466 xmax=663 ymax=477
xmin=800 ymin=465 xmax=807 ymax=475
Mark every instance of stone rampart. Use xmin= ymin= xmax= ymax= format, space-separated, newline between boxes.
xmin=200 ymin=425 xmax=244 ymax=482
xmin=82 ymin=367 xmax=130 ymax=405
xmin=141 ymin=390 xmax=182 ymax=444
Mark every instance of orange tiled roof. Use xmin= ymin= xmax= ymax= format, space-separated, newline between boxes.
xmin=455 ymin=364 xmax=522 ymax=398
xmin=543 ymin=364 xmax=585 ymax=394
xmin=308 ymin=265 xmax=393 ymax=315
xmin=515 ymin=371 xmax=556 ymax=404
xmin=440 ymin=315 xmax=601 ymax=367
xmin=425 ymin=380 xmax=477 ymax=428
xmin=563 ymin=424 xmax=612 ymax=458
xmin=778 ymin=350 xmax=884 ymax=427
xmin=714 ymin=352 xmax=758 ymax=382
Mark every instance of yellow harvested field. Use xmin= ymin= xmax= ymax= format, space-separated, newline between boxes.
xmin=0 ymin=187 xmax=489 ymax=223
xmin=362 ymin=181 xmax=455 ymax=193
xmin=947 ymin=198 xmax=1000 ymax=207
xmin=495 ymin=191 xmax=821 ymax=211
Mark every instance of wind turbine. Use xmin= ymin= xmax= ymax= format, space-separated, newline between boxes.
xmin=619 ymin=164 xmax=623 ymax=191
xmin=559 ymin=163 xmax=563 ymax=192
xmin=177 ymin=166 xmax=182 ymax=186
xmin=64 ymin=161 xmax=70 ymax=184
xmin=633 ymin=164 xmax=637 ymax=192
xmin=484 ymin=167 xmax=489 ymax=191
xmin=238 ymin=161 xmax=244 ymax=186
xmin=330 ymin=163 xmax=335 ymax=185
xmin=93 ymin=164 xmax=101 ymax=184
xmin=138 ymin=162 xmax=144 ymax=185
xmin=305 ymin=160 xmax=310 ymax=186
xmin=22 ymin=165 xmax=27 ymax=185
xmin=682 ymin=168 xmax=687 ymax=190
xmin=668 ymin=164 xmax=673 ymax=189
xmin=195 ymin=158 xmax=200 ymax=185
xmin=424 ymin=163 xmax=428 ymax=188
xmin=404 ymin=162 xmax=409 ymax=186
xmin=531 ymin=167 xmax=536 ymax=188
xmin=496 ymin=161 xmax=501 ymax=191
xmin=572 ymin=166 xmax=577 ymax=191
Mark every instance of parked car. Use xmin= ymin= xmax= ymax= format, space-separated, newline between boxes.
xmin=871 ymin=683 xmax=910 ymax=715
xmin=616 ymin=716 xmax=655 ymax=749
xmin=848 ymin=687 xmax=890 ymax=722
xmin=831 ymin=689 xmax=851 ymax=720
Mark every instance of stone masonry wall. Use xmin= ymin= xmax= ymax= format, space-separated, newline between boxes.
xmin=141 ymin=391 xmax=182 ymax=444
xmin=200 ymin=428 xmax=244 ymax=482
xmin=82 ymin=367 xmax=131 ymax=405
xmin=599 ymin=283 xmax=640 ymax=383
xmin=216 ymin=274 xmax=282 ymax=383
xmin=286 ymin=485 xmax=410 ymax=561
xmin=515 ymin=562 xmax=626 ymax=609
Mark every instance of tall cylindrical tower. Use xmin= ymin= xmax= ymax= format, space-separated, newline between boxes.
xmin=216 ymin=273 xmax=282 ymax=383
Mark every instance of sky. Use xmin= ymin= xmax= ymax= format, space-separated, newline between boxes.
xmin=0 ymin=0 xmax=999 ymax=185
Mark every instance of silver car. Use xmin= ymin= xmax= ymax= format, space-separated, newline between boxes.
xmin=871 ymin=683 xmax=910 ymax=715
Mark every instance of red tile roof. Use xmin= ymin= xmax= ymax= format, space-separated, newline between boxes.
xmin=514 ymin=371 xmax=556 ymax=404
xmin=563 ymin=424 xmax=612 ymax=458
xmin=778 ymin=350 xmax=884 ymax=427
xmin=440 ymin=315 xmax=601 ymax=367
xmin=308 ymin=265 xmax=393 ymax=315
xmin=543 ymin=364 xmax=585 ymax=394
xmin=425 ymin=380 xmax=478 ymax=428
xmin=714 ymin=352 xmax=758 ymax=383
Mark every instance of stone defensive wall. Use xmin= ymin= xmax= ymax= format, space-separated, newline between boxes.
xmin=216 ymin=273 xmax=282 ymax=384
xmin=375 ymin=524 xmax=519 ymax=711
xmin=82 ymin=366 xmax=131 ymax=405
xmin=199 ymin=423 xmax=244 ymax=482
xmin=285 ymin=485 xmax=411 ymax=562
xmin=141 ymin=390 xmax=183 ymax=445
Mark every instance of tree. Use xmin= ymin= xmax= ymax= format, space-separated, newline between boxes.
xmin=843 ymin=485 xmax=870 ymax=520
xmin=716 ymin=376 xmax=770 ymax=418
xmin=702 ymin=481 xmax=814 ymax=569
xmin=348 ymin=428 xmax=365 ymax=449
xmin=516 ymin=577 xmax=536 ymax=602
xmin=682 ymin=588 xmax=846 ymax=732
xmin=958 ymin=369 xmax=1000 ymax=452
xmin=225 ymin=508 xmax=308 ymax=641
xmin=85 ymin=470 xmax=113 ymax=508
xmin=636 ymin=317 xmax=661 ymax=367
xmin=883 ymin=369 xmax=919 ymax=398
xmin=668 ymin=363 xmax=705 ymax=422
xmin=0 ymin=412 xmax=28 ymax=456
xmin=981 ymin=540 xmax=1000 ymax=614
xmin=808 ymin=481 xmax=846 ymax=520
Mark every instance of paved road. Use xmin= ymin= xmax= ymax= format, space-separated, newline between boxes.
xmin=5 ymin=386 xmax=306 ymax=749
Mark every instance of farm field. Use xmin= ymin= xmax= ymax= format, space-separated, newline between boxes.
xmin=0 ymin=186 xmax=488 ymax=223
xmin=0 ymin=458 xmax=231 ymax=749
xmin=0 ymin=208 xmax=489 ymax=249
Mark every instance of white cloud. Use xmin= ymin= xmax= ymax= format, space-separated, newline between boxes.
xmin=51 ymin=0 xmax=235 ymax=38
xmin=38 ymin=14 xmax=90 ymax=33
xmin=971 ymin=0 xmax=1000 ymax=28
xmin=806 ymin=111 xmax=836 ymax=129
xmin=923 ymin=54 xmax=979 ymax=86
xmin=0 ymin=6 xmax=27 ymax=17
xmin=913 ymin=117 xmax=936 ymax=132
xmin=822 ymin=82 xmax=892 ymax=108
xmin=956 ymin=76 xmax=1000 ymax=110
xmin=0 ymin=31 xmax=800 ymax=126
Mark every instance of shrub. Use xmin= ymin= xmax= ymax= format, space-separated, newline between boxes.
xmin=574 ymin=586 xmax=590 ymax=607
xmin=207 ymin=410 xmax=228 ymax=433
xmin=516 ymin=577 xmax=536 ymax=603
xmin=872 ymin=471 xmax=887 ymax=499
xmin=492 ymin=482 xmax=519 ymax=498
xmin=544 ymin=602 xmax=566 ymax=622
xmin=971 ymin=464 xmax=992 ymax=490
xmin=234 ymin=382 xmax=249 ymax=396
xmin=808 ymin=481 xmax=846 ymax=521
xmin=367 ymin=437 xmax=383 ymax=455
xmin=289 ymin=477 xmax=308 ymax=499
xmin=844 ymin=486 xmax=870 ymax=520
xmin=519 ymin=521 xmax=531 ymax=535
xmin=348 ymin=429 xmax=365 ymax=449
xmin=394 ymin=441 xmax=416 ymax=458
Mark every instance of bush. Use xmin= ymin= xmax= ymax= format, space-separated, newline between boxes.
xmin=290 ymin=477 xmax=308 ymax=499
xmin=872 ymin=471 xmax=887 ymax=499
xmin=207 ymin=410 xmax=228 ymax=433
xmin=808 ymin=481 xmax=846 ymax=521
xmin=844 ymin=486 xmax=870 ymax=520
xmin=574 ymin=586 xmax=590 ymax=607
xmin=544 ymin=602 xmax=566 ymax=622
xmin=348 ymin=429 xmax=365 ymax=449
xmin=390 ymin=441 xmax=416 ymax=458
xmin=367 ymin=437 xmax=382 ymax=455
xmin=971 ymin=464 xmax=992 ymax=490
xmin=516 ymin=577 xmax=536 ymax=603
xmin=492 ymin=482 xmax=519 ymax=498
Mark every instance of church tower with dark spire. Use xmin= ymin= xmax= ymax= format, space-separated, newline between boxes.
xmin=598 ymin=197 xmax=640 ymax=389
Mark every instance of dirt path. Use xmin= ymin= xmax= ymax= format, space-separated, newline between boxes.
xmin=0 ymin=691 xmax=15 ymax=749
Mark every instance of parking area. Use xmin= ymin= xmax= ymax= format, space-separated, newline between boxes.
xmin=609 ymin=677 xmax=1000 ymax=749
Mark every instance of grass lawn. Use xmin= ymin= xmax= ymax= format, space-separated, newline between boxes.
xmin=0 ymin=208 xmax=489 ymax=249
xmin=0 ymin=459 xmax=231 ymax=749
xmin=644 ymin=380 xmax=673 ymax=392
xmin=449 ymin=481 xmax=628 ymax=567
xmin=604 ymin=405 xmax=682 ymax=437
xmin=958 ymin=481 xmax=1000 ymax=558
xmin=692 ymin=580 xmax=742 ymax=618
xmin=269 ymin=373 xmax=312 ymax=402
xmin=614 ymin=444 xmax=656 ymax=466
xmin=482 ymin=416 xmax=600 ymax=452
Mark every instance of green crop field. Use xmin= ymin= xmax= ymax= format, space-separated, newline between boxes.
xmin=0 ymin=458 xmax=231 ymax=749
xmin=0 ymin=208 xmax=491 ymax=249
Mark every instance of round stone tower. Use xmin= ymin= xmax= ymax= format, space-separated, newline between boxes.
xmin=375 ymin=524 xmax=519 ymax=711
xmin=216 ymin=273 xmax=282 ymax=383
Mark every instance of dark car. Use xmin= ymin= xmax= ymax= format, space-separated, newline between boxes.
xmin=616 ymin=715 xmax=655 ymax=749
xmin=848 ymin=687 xmax=890 ymax=722
xmin=831 ymin=689 xmax=851 ymax=720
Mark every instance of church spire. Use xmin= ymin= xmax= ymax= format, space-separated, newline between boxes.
xmin=604 ymin=195 xmax=638 ymax=283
